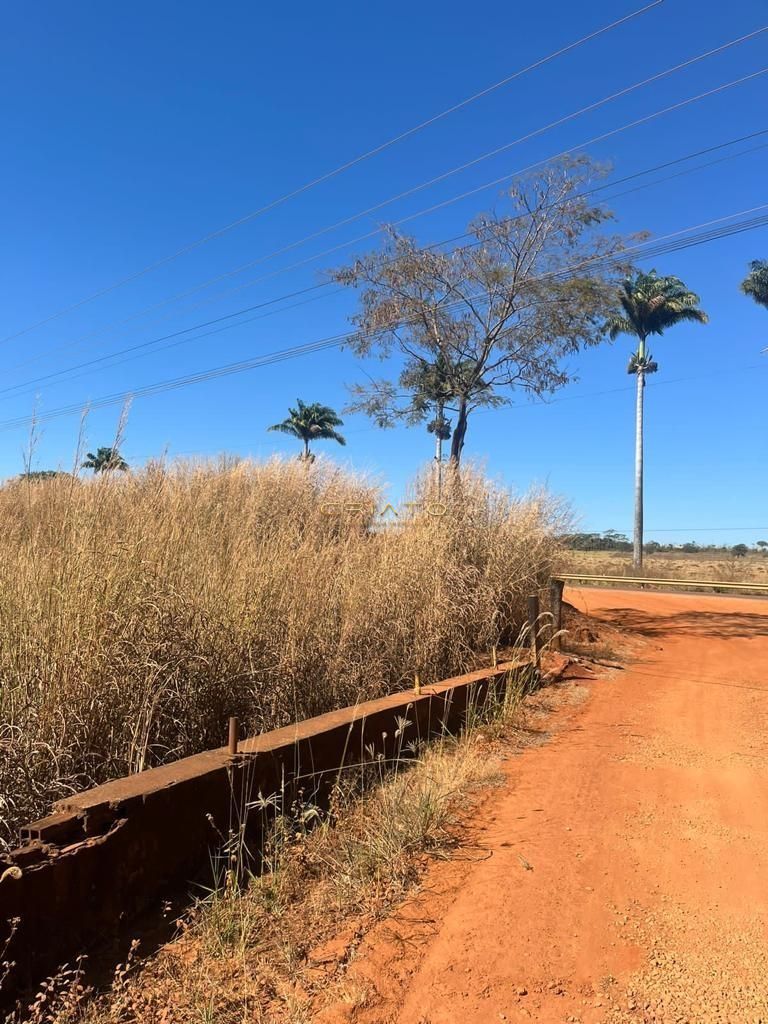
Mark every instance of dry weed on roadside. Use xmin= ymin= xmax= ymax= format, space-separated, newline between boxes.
xmin=0 ymin=457 xmax=564 ymax=847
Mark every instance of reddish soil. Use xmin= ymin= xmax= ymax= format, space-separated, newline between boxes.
xmin=317 ymin=588 xmax=768 ymax=1023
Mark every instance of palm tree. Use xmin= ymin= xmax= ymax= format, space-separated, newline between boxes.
xmin=740 ymin=259 xmax=768 ymax=311
xmin=81 ymin=447 xmax=129 ymax=474
xmin=268 ymin=400 xmax=346 ymax=461
xmin=606 ymin=270 xmax=708 ymax=570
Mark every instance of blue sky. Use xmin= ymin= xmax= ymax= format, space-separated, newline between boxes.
xmin=1 ymin=0 xmax=766 ymax=543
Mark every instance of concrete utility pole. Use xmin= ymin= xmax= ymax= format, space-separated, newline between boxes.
xmin=633 ymin=362 xmax=645 ymax=570
xmin=434 ymin=399 xmax=444 ymax=501
xmin=435 ymin=434 xmax=443 ymax=501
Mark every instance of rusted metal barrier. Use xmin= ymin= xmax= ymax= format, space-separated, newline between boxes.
xmin=549 ymin=579 xmax=565 ymax=651
xmin=527 ymin=594 xmax=541 ymax=670
xmin=557 ymin=573 xmax=768 ymax=594
xmin=0 ymin=659 xmax=526 ymax=998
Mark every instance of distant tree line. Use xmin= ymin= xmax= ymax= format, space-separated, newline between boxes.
xmin=563 ymin=531 xmax=767 ymax=556
xmin=564 ymin=530 xmax=633 ymax=551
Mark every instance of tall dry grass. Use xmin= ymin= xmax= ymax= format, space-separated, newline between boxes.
xmin=0 ymin=457 xmax=563 ymax=848
xmin=560 ymin=548 xmax=768 ymax=586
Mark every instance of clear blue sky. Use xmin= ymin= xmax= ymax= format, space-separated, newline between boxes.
xmin=1 ymin=1 xmax=766 ymax=543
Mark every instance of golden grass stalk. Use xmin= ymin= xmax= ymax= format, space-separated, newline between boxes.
xmin=0 ymin=457 xmax=564 ymax=848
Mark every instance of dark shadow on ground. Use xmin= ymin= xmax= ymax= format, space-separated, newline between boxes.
xmin=595 ymin=608 xmax=768 ymax=641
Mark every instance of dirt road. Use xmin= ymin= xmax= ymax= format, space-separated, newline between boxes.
xmin=324 ymin=588 xmax=768 ymax=1023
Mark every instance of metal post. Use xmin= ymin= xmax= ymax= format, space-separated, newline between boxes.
xmin=228 ymin=716 xmax=239 ymax=756
xmin=414 ymin=672 xmax=421 ymax=695
xmin=527 ymin=594 xmax=541 ymax=670
xmin=435 ymin=426 xmax=443 ymax=502
xmin=435 ymin=397 xmax=447 ymax=502
xmin=549 ymin=578 xmax=565 ymax=651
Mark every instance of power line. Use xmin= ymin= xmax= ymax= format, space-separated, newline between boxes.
xmin=91 ymin=70 xmax=768 ymax=351
xmin=351 ymin=129 xmax=768 ymax=267
xmin=0 ymin=2 xmax=663 ymax=348
xmin=484 ymin=362 xmax=768 ymax=418
xmin=6 ymin=168 xmax=768 ymax=407
xmin=151 ymin=126 xmax=768 ymax=332
xmin=1 ymin=202 xmax=766 ymax=434
xmin=11 ymin=207 xmax=768 ymax=419
xmin=591 ymin=527 xmax=768 ymax=532
xmin=583 ymin=134 xmax=768 ymax=203
xmin=390 ymin=357 xmax=768 ymax=424
xmin=152 ymin=126 xmax=768 ymax=334
xmin=6 ymin=126 xmax=768 ymax=399
xmin=176 ymin=29 xmax=767 ymax=297
xmin=8 ymin=28 xmax=766 ymax=376
xmin=0 ymin=286 xmax=340 ymax=400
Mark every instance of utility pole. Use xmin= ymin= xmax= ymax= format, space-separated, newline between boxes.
xmin=633 ymin=365 xmax=645 ymax=570
xmin=435 ymin=400 xmax=444 ymax=501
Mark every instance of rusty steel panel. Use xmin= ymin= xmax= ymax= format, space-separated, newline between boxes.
xmin=0 ymin=662 xmax=520 ymax=1000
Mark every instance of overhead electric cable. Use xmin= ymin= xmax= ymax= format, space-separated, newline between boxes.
xmin=2 ymin=202 xmax=766 ymax=432
xmin=0 ymin=2 xmax=663 ymax=347
xmin=8 ymin=52 xmax=767 ymax=381
xmin=7 ymin=25 xmax=765 ymax=378
xmin=3 ymin=145 xmax=768 ymax=401
xmin=80 ymin=29 xmax=768 ymax=323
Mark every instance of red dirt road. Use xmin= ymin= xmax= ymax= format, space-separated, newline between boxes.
xmin=323 ymin=588 xmax=768 ymax=1023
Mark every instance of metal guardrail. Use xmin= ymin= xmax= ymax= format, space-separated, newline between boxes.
xmin=557 ymin=572 xmax=768 ymax=593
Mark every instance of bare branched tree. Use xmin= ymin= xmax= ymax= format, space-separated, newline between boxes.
xmin=334 ymin=156 xmax=642 ymax=464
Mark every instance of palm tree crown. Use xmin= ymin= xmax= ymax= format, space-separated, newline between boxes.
xmin=604 ymin=270 xmax=707 ymax=573
xmin=268 ymin=400 xmax=346 ymax=460
xmin=81 ymin=447 xmax=129 ymax=473
xmin=605 ymin=270 xmax=708 ymax=373
xmin=740 ymin=259 xmax=768 ymax=310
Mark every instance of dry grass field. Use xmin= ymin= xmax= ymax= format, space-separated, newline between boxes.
xmin=0 ymin=458 xmax=561 ymax=849
xmin=560 ymin=548 xmax=768 ymax=586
